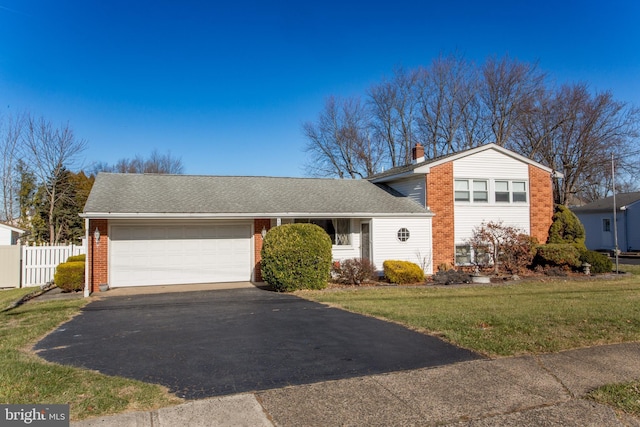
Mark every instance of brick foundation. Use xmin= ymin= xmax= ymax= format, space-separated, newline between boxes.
xmin=426 ymin=163 xmax=455 ymax=269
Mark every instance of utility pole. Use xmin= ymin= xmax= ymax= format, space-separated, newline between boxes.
xmin=612 ymin=153 xmax=619 ymax=273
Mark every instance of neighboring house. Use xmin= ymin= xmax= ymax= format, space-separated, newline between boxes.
xmin=369 ymin=143 xmax=560 ymax=269
xmin=0 ymin=222 xmax=25 ymax=245
xmin=572 ymin=192 xmax=640 ymax=253
xmin=81 ymin=174 xmax=433 ymax=293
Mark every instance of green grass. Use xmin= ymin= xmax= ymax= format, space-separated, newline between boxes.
xmin=302 ymin=272 xmax=640 ymax=418
xmin=587 ymin=380 xmax=640 ymax=417
xmin=301 ymin=275 xmax=640 ymax=357
xmin=0 ymin=287 xmax=36 ymax=310
xmin=0 ymin=289 xmax=182 ymax=421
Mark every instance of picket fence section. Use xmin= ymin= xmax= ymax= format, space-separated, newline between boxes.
xmin=21 ymin=244 xmax=86 ymax=287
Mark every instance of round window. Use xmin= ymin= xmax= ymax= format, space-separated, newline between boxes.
xmin=397 ymin=228 xmax=410 ymax=242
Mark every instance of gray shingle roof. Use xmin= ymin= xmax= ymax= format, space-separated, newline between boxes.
xmin=83 ymin=173 xmax=431 ymax=217
xmin=572 ymin=192 xmax=640 ymax=213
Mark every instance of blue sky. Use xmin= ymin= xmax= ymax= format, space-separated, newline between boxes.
xmin=1 ymin=1 xmax=638 ymax=177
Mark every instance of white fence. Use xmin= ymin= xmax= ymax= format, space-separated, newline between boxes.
xmin=21 ymin=244 xmax=86 ymax=287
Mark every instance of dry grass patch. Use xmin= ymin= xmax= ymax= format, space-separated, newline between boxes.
xmin=0 ymin=295 xmax=182 ymax=421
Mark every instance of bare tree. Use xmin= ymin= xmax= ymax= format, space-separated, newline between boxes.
xmin=515 ymin=84 xmax=639 ymax=204
xmin=480 ymin=55 xmax=546 ymax=147
xmin=368 ymin=79 xmax=400 ymax=167
xmin=303 ymin=53 xmax=639 ymax=192
xmin=145 ymin=149 xmax=184 ymax=174
xmin=93 ymin=150 xmax=185 ymax=174
xmin=367 ymin=68 xmax=419 ymax=167
xmin=304 ymin=96 xmax=381 ymax=178
xmin=23 ymin=116 xmax=87 ymax=244
xmin=0 ymin=112 xmax=25 ymax=222
xmin=415 ymin=54 xmax=478 ymax=157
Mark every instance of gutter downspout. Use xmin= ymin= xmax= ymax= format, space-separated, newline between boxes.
xmin=621 ymin=206 xmax=628 ymax=252
xmin=83 ymin=218 xmax=90 ymax=297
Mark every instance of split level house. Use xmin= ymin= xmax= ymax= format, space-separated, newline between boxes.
xmin=81 ymin=143 xmax=559 ymax=294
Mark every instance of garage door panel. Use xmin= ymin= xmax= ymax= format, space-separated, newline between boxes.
xmin=110 ymin=223 xmax=252 ymax=287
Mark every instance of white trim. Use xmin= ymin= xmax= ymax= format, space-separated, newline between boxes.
xmin=81 ymin=211 xmax=434 ymax=219
xmin=84 ymin=218 xmax=90 ymax=297
xmin=371 ymin=144 xmax=564 ymax=183
xmin=0 ymin=222 xmax=25 ymax=233
xmin=108 ymin=220 xmax=253 ymax=287
xmin=414 ymin=144 xmax=560 ymax=175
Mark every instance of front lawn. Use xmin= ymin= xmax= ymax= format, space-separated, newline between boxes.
xmin=300 ymin=273 xmax=640 ymax=357
xmin=0 ymin=288 xmax=182 ymax=421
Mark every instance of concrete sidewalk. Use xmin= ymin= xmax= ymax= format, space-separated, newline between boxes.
xmin=72 ymin=342 xmax=640 ymax=426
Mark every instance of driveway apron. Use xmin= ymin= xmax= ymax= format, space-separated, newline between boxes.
xmin=34 ymin=287 xmax=480 ymax=399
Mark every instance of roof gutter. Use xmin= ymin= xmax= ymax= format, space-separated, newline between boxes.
xmin=81 ymin=211 xmax=434 ymax=219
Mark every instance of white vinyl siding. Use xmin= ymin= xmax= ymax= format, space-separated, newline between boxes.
xmin=453 ymin=149 xmax=529 ymax=180
xmin=453 ymin=151 xmax=530 ymax=246
xmin=109 ymin=221 xmax=252 ymax=287
xmin=274 ymin=217 xmax=433 ymax=274
xmin=386 ymin=177 xmax=426 ymax=207
xmin=454 ymin=204 xmax=530 ymax=244
xmin=370 ymin=217 xmax=432 ymax=274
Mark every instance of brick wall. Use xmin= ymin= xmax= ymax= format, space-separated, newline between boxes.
xmin=529 ymin=164 xmax=554 ymax=244
xmin=88 ymin=219 xmax=108 ymax=293
xmin=253 ymin=219 xmax=271 ymax=282
xmin=426 ymin=162 xmax=455 ymax=268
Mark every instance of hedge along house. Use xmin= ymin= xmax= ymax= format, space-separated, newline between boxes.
xmin=81 ymin=174 xmax=433 ymax=294
xmin=368 ymin=143 xmax=561 ymax=269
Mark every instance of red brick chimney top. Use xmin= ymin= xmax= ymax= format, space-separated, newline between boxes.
xmin=412 ymin=143 xmax=425 ymax=162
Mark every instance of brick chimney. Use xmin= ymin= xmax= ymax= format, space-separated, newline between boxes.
xmin=412 ymin=143 xmax=425 ymax=163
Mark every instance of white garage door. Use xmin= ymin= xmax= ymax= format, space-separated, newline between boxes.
xmin=110 ymin=222 xmax=252 ymax=287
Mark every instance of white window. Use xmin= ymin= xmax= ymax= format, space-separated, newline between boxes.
xmin=455 ymin=245 xmax=471 ymax=265
xmin=397 ymin=228 xmax=410 ymax=242
xmin=455 ymin=179 xmax=488 ymax=203
xmin=513 ymin=181 xmax=527 ymax=202
xmin=474 ymin=246 xmax=492 ymax=266
xmin=493 ymin=180 xmax=528 ymax=203
xmin=454 ymin=180 xmax=470 ymax=202
xmin=473 ymin=180 xmax=488 ymax=203
xmin=495 ymin=181 xmax=510 ymax=202
xmin=295 ymin=218 xmax=351 ymax=246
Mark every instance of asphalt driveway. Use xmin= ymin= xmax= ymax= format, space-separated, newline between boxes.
xmin=34 ymin=286 xmax=480 ymax=399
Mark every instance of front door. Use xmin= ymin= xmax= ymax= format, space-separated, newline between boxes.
xmin=360 ymin=222 xmax=371 ymax=260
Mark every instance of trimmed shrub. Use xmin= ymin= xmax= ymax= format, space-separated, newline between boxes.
xmin=66 ymin=254 xmax=86 ymax=263
xmin=261 ymin=223 xmax=332 ymax=292
xmin=332 ymin=258 xmax=377 ymax=285
xmin=579 ymin=250 xmax=613 ymax=274
xmin=383 ymin=260 xmax=425 ymax=284
xmin=54 ymin=261 xmax=85 ymax=292
xmin=548 ymin=205 xmax=586 ymax=250
xmin=534 ymin=244 xmax=581 ymax=269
